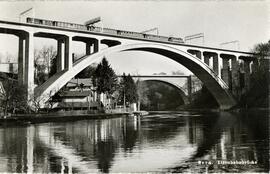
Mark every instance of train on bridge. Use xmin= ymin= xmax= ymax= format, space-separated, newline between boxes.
xmin=26 ymin=17 xmax=184 ymax=44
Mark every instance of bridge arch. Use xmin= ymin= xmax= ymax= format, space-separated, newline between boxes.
xmin=35 ymin=43 xmax=236 ymax=109
xmin=138 ymin=79 xmax=189 ymax=105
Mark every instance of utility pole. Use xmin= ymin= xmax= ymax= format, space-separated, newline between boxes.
xmin=19 ymin=7 xmax=35 ymax=22
xmin=220 ymin=40 xmax=240 ymax=50
xmin=141 ymin=27 xmax=159 ymax=35
xmin=184 ymin=33 xmax=204 ymax=45
xmin=84 ymin=17 xmax=103 ymax=32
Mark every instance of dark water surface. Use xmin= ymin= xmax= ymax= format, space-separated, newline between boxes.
xmin=0 ymin=111 xmax=268 ymax=173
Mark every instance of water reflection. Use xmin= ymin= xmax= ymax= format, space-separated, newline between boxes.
xmin=0 ymin=111 xmax=268 ymax=173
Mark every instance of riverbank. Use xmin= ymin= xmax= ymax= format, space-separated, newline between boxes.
xmin=0 ymin=111 xmax=129 ymax=125
xmin=148 ymin=107 xmax=269 ymax=115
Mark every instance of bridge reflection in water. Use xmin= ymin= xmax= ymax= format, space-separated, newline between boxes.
xmin=0 ymin=111 xmax=268 ymax=173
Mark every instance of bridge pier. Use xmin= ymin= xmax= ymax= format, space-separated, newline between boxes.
xmin=64 ymin=36 xmax=73 ymax=70
xmin=238 ymin=56 xmax=256 ymax=94
xmin=93 ymin=39 xmax=99 ymax=53
xmin=220 ymin=55 xmax=230 ymax=87
xmin=220 ymin=54 xmax=241 ymax=97
xmin=18 ymin=31 xmax=35 ymax=100
xmin=231 ymin=55 xmax=241 ymax=98
xmin=212 ymin=54 xmax=220 ymax=77
xmin=18 ymin=37 xmax=25 ymax=85
xmin=187 ymin=75 xmax=192 ymax=102
xmin=231 ymin=56 xmax=240 ymax=97
xmin=56 ymin=38 xmax=64 ymax=72
xmin=86 ymin=42 xmax=92 ymax=55
xmin=203 ymin=53 xmax=210 ymax=66
xmin=251 ymin=58 xmax=259 ymax=74
xmin=203 ymin=52 xmax=220 ymax=77
xmin=73 ymin=36 xmax=100 ymax=56
xmin=243 ymin=59 xmax=252 ymax=92
xmin=187 ymin=49 xmax=202 ymax=59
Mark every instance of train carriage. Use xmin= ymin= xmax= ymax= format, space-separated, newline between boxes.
xmin=26 ymin=17 xmax=184 ymax=44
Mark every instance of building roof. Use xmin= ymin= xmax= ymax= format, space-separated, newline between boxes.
xmin=57 ymin=101 xmax=100 ymax=108
xmin=66 ymin=78 xmax=93 ymax=88
xmin=60 ymin=90 xmax=92 ymax=98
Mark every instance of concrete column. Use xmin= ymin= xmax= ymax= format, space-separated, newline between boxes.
xmin=196 ymin=51 xmax=202 ymax=59
xmin=57 ymin=39 xmax=64 ymax=72
xmin=25 ymin=32 xmax=35 ymax=96
xmin=18 ymin=37 xmax=25 ymax=85
xmin=231 ymin=57 xmax=240 ymax=97
xmin=221 ymin=58 xmax=230 ymax=86
xmin=86 ymin=42 xmax=92 ymax=55
xmin=244 ymin=60 xmax=251 ymax=92
xmin=213 ymin=54 xmax=220 ymax=77
xmin=64 ymin=36 xmax=73 ymax=70
xmin=187 ymin=50 xmax=202 ymax=60
xmin=93 ymin=39 xmax=99 ymax=53
xmin=187 ymin=75 xmax=192 ymax=102
xmin=251 ymin=59 xmax=259 ymax=74
xmin=203 ymin=54 xmax=210 ymax=66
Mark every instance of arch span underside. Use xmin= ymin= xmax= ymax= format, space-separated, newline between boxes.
xmin=138 ymin=79 xmax=189 ymax=105
xmin=35 ymin=43 xmax=236 ymax=109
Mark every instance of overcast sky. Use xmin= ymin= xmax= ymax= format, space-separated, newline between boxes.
xmin=0 ymin=1 xmax=269 ymax=75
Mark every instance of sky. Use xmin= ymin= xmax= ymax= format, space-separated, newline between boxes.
xmin=0 ymin=0 xmax=269 ymax=75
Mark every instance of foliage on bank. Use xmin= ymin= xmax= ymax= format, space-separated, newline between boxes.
xmin=138 ymin=81 xmax=185 ymax=111
xmin=237 ymin=40 xmax=269 ymax=108
xmin=1 ymin=79 xmax=28 ymax=115
xmin=184 ymin=85 xmax=219 ymax=109
xmin=118 ymin=73 xmax=138 ymax=105
xmin=92 ymin=57 xmax=118 ymax=95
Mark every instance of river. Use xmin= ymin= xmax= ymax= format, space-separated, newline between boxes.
xmin=0 ymin=110 xmax=268 ymax=173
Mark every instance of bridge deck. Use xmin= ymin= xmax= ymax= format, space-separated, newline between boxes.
xmin=0 ymin=19 xmax=254 ymax=55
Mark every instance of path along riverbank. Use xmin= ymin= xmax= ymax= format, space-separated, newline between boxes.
xmin=0 ymin=111 xmax=130 ymax=125
xmin=1 ymin=108 xmax=267 ymax=126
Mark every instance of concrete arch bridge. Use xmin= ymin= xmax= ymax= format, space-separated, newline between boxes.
xmin=0 ymin=18 xmax=256 ymax=109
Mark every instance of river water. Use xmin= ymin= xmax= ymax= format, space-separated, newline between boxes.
xmin=0 ymin=111 xmax=268 ymax=173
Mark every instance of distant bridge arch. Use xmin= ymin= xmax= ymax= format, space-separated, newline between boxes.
xmin=35 ymin=43 xmax=236 ymax=109
xmin=138 ymin=79 xmax=189 ymax=105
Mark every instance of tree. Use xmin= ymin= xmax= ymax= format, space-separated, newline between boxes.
xmin=118 ymin=73 xmax=138 ymax=106
xmin=49 ymin=56 xmax=57 ymax=77
xmin=250 ymin=40 xmax=270 ymax=85
xmin=34 ymin=46 xmax=57 ymax=85
xmin=92 ymin=57 xmax=118 ymax=95
xmin=46 ymin=90 xmax=63 ymax=111
xmin=92 ymin=58 xmax=118 ymax=110
xmin=136 ymin=80 xmax=150 ymax=111
xmin=239 ymin=40 xmax=270 ymax=108
xmin=2 ymin=79 xmax=28 ymax=115
xmin=34 ymin=59 xmax=47 ymax=85
xmin=252 ymin=40 xmax=270 ymax=59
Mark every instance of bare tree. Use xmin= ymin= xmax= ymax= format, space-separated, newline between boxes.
xmin=34 ymin=46 xmax=57 ymax=85
xmin=2 ymin=79 xmax=28 ymax=115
